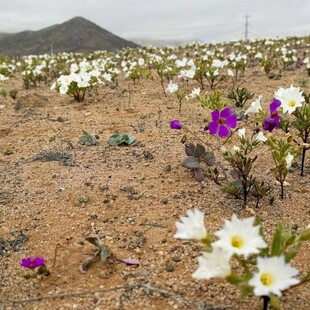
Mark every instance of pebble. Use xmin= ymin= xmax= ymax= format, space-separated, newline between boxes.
xmin=165 ymin=262 xmax=175 ymax=272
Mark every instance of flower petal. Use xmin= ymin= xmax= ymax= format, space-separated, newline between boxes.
xmin=218 ymin=125 xmax=230 ymax=138
xmin=170 ymin=120 xmax=182 ymax=129
xmin=225 ymin=114 xmax=237 ymax=129
xmin=208 ymin=121 xmax=219 ymax=135
xmin=220 ymin=107 xmax=232 ymax=118
xmin=211 ymin=110 xmax=220 ymax=121
xmin=270 ymin=99 xmax=281 ymax=112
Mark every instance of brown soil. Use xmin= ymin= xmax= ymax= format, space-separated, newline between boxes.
xmin=0 ymin=70 xmax=309 ymax=310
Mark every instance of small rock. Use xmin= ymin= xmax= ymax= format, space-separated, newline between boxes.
xmin=171 ymin=256 xmax=181 ymax=262
xmin=99 ymin=184 xmax=109 ymax=191
xmin=165 ymin=262 xmax=175 ymax=272
xmin=130 ymin=193 xmax=141 ymax=200
xmin=143 ymin=150 xmax=154 ymax=160
xmin=56 ymin=116 xmax=65 ymax=122
xmin=79 ymin=196 xmax=90 ymax=204
xmin=163 ymin=164 xmax=171 ymax=172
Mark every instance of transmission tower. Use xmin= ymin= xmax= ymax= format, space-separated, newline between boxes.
xmin=244 ymin=15 xmax=250 ymax=41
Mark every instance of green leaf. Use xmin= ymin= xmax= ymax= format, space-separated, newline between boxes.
xmin=180 ymin=135 xmax=187 ymax=144
xmin=270 ymin=294 xmax=281 ymax=309
xmin=79 ymin=130 xmax=98 ymax=146
xmin=226 ymin=272 xmax=243 ymax=285
xmin=185 ymin=143 xmax=195 ymax=156
xmin=284 ymin=246 xmax=299 ymax=262
xmin=203 ymin=152 xmax=215 ymax=166
xmin=49 ymin=136 xmax=56 ymax=142
xmin=284 ymin=235 xmax=296 ymax=246
xmin=85 ymin=236 xmax=101 ymax=248
xmin=299 ymin=228 xmax=310 ymax=241
xmin=182 ymin=156 xmax=200 ymax=169
xmin=239 ymin=284 xmax=253 ymax=298
xmin=100 ymin=245 xmax=112 ymax=262
xmin=271 ymin=222 xmax=283 ymax=256
xmin=107 ymin=133 xmax=136 ymax=146
xmin=107 ymin=137 xmax=119 ymax=146
xmin=194 ymin=143 xmax=206 ymax=158
xmin=127 ymin=135 xmax=137 ymax=145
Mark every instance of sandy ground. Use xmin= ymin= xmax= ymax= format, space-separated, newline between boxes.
xmin=0 ymin=67 xmax=309 ymax=310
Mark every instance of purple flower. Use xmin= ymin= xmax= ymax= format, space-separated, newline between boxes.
xmin=208 ymin=107 xmax=237 ymax=138
xmin=21 ymin=257 xmax=46 ymax=269
xmin=263 ymin=99 xmax=281 ymax=132
xmin=170 ymin=120 xmax=183 ymax=130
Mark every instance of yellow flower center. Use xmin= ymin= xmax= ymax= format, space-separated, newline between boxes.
xmin=260 ymin=273 xmax=274 ymax=286
xmin=288 ymin=100 xmax=296 ymax=107
xmin=231 ymin=235 xmax=244 ymax=248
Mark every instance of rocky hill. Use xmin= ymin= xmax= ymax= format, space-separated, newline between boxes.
xmin=0 ymin=17 xmax=138 ymax=56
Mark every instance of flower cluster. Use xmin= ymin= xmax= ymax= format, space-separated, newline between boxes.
xmin=20 ymin=256 xmax=49 ymax=279
xmin=21 ymin=257 xmax=46 ymax=269
xmin=51 ymin=62 xmax=104 ymax=102
xmin=175 ymin=210 xmax=310 ymax=308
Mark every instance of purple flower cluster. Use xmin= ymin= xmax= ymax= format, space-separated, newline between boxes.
xmin=21 ymin=257 xmax=46 ymax=269
xmin=263 ymin=99 xmax=281 ymax=132
xmin=170 ymin=120 xmax=183 ymax=129
xmin=208 ymin=107 xmax=237 ymax=138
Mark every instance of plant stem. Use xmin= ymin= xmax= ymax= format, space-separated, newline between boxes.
xmin=262 ymin=296 xmax=270 ymax=310
xmin=301 ymin=146 xmax=306 ymax=176
xmin=160 ymin=78 xmax=166 ymax=97
xmin=128 ymin=81 xmax=132 ymax=108
xmin=255 ymin=197 xmax=260 ymax=208
xmin=185 ymin=128 xmax=209 ymax=148
xmin=280 ymin=181 xmax=284 ymax=200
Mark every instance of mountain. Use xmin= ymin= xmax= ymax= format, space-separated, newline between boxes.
xmin=0 ymin=33 xmax=11 ymax=40
xmin=0 ymin=17 xmax=139 ymax=56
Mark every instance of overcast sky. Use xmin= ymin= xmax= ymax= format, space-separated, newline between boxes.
xmin=0 ymin=0 xmax=310 ymax=42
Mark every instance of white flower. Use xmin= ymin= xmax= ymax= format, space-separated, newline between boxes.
xmin=256 ymin=132 xmax=267 ymax=143
xmin=77 ymin=78 xmax=89 ymax=88
xmin=275 ymin=85 xmax=304 ymax=114
xmin=175 ymin=58 xmax=187 ymax=68
xmin=245 ymin=96 xmax=262 ymax=115
xmin=232 ymin=146 xmax=241 ymax=153
xmin=50 ymin=82 xmax=56 ymax=90
xmin=70 ymin=63 xmax=79 ymax=73
xmin=192 ymin=248 xmax=231 ymax=280
xmin=166 ymin=81 xmax=178 ymax=93
xmin=227 ymin=69 xmax=234 ymax=77
xmin=174 ymin=209 xmax=207 ymax=241
xmin=255 ymin=52 xmax=263 ymax=59
xmin=212 ymin=59 xmax=225 ymax=69
xmin=185 ymin=68 xmax=196 ymax=79
xmin=102 ymin=72 xmax=112 ymax=82
xmin=249 ymin=256 xmax=299 ymax=296
xmin=213 ymin=214 xmax=267 ymax=258
xmin=220 ymin=146 xmax=227 ymax=154
xmin=0 ymin=74 xmax=8 ymax=81
xmin=138 ymin=58 xmax=145 ymax=66
xmin=59 ymin=83 xmax=69 ymax=95
xmin=285 ymin=152 xmax=294 ymax=169
xmin=238 ymin=128 xmax=246 ymax=138
xmin=190 ymin=87 xmax=201 ymax=99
